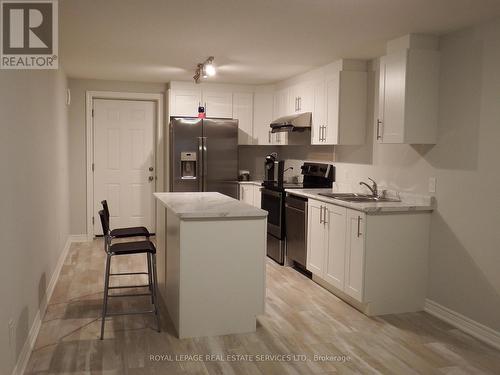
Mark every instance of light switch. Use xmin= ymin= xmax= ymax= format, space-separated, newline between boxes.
xmin=428 ymin=177 xmax=437 ymax=193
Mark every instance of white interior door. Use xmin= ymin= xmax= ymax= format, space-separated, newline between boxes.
xmin=93 ymin=99 xmax=155 ymax=235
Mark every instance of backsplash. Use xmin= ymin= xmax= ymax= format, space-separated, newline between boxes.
xmin=238 ymin=144 xmax=334 ymax=181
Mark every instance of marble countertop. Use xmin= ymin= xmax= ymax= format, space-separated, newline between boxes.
xmin=154 ymin=192 xmax=268 ymax=220
xmin=285 ymin=188 xmax=435 ymax=214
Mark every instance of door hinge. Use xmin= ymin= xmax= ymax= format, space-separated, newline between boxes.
xmin=92 ymin=216 xmax=95 ymax=225
xmin=92 ymin=109 xmax=94 ymax=117
xmin=92 ymin=163 xmax=94 ymax=172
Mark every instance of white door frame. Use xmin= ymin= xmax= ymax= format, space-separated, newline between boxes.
xmin=85 ymin=91 xmax=164 ymax=239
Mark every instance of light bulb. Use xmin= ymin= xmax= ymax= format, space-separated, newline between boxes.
xmin=205 ymin=63 xmax=216 ymax=77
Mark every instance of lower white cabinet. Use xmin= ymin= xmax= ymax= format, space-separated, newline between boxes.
xmin=306 ymin=200 xmax=327 ymax=275
xmin=344 ymin=209 xmax=365 ymax=301
xmin=308 ymin=201 xmax=364 ymax=300
xmin=238 ymin=183 xmax=261 ymax=208
xmin=323 ymin=204 xmax=348 ymax=291
xmin=306 ymin=198 xmax=430 ymax=315
xmin=253 ymin=186 xmax=261 ymax=208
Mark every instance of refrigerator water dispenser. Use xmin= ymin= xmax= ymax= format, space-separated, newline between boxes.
xmin=180 ymin=152 xmax=197 ymax=179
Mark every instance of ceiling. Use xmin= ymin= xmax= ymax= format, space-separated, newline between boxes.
xmin=60 ymin=0 xmax=500 ymax=84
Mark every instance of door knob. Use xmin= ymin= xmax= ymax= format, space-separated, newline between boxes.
xmin=148 ymin=176 xmax=154 ymax=182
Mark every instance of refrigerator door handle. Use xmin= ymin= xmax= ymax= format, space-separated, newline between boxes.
xmin=202 ymin=136 xmax=208 ymax=191
xmin=197 ymin=137 xmax=203 ymax=191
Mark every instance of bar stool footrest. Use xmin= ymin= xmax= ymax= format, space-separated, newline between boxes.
xmin=108 ymin=284 xmax=150 ymax=290
xmin=110 ymin=272 xmax=149 ymax=276
xmin=108 ymin=292 xmax=152 ymax=298
xmin=105 ymin=310 xmax=156 ymax=317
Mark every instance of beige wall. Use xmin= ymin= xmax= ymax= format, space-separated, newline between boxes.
xmin=67 ymin=79 xmax=166 ymax=235
xmin=0 ymin=69 xmax=70 ymax=374
xmin=334 ymin=19 xmax=500 ymax=331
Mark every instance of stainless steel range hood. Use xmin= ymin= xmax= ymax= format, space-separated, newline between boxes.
xmin=270 ymin=112 xmax=312 ymax=133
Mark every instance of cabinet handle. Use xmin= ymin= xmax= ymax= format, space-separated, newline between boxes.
xmin=323 ymin=207 xmax=328 ymax=224
xmin=357 ymin=216 xmax=362 ymax=237
xmin=298 ymin=97 xmax=302 ymax=112
xmin=323 ymin=125 xmax=327 ymax=142
xmin=376 ymin=119 xmax=382 ymax=140
xmin=319 ymin=206 xmax=323 ymax=224
xmin=319 ymin=126 xmax=323 ymax=142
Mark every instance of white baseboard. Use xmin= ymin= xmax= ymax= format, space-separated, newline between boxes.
xmin=11 ymin=235 xmax=83 ymax=375
xmin=424 ymin=299 xmax=500 ymax=351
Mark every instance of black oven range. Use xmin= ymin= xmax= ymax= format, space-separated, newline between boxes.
xmin=260 ymin=161 xmax=335 ymax=265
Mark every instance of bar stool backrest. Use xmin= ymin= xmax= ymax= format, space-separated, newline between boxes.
xmin=101 ymin=200 xmax=110 ymax=222
xmin=98 ymin=209 xmax=110 ymax=236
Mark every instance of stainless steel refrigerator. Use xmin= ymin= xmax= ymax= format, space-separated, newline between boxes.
xmin=169 ymin=117 xmax=239 ymax=198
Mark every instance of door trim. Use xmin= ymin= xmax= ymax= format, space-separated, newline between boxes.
xmin=85 ymin=91 xmax=164 ymax=239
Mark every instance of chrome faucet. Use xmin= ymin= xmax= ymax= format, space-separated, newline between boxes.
xmin=359 ymin=178 xmax=378 ymax=197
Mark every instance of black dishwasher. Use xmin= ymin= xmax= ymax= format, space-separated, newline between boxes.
xmin=285 ymin=194 xmax=309 ymax=271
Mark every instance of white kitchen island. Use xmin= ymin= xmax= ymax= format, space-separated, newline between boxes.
xmin=154 ymin=192 xmax=267 ymax=338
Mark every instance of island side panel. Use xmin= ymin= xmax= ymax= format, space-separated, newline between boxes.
xmin=364 ymin=212 xmax=431 ymax=315
xmin=178 ymin=217 xmax=267 ymax=338
xmin=155 ymin=203 xmax=166 ymax=303
xmin=165 ymin=207 xmax=181 ymax=335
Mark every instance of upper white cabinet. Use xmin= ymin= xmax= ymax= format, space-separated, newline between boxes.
xmin=311 ymin=80 xmax=326 ymax=144
xmin=377 ymin=34 xmax=440 ymax=144
xmin=168 ymin=82 xmax=233 ymax=119
xmin=168 ymin=82 xmax=257 ymax=145
xmin=203 ymin=90 xmax=233 ymax=119
xmin=306 ymin=197 xmax=431 ymax=315
xmin=289 ymin=82 xmax=314 ymax=114
xmin=253 ymin=86 xmax=274 ymax=145
xmin=169 ymin=87 xmax=202 ymax=117
xmin=233 ymin=92 xmax=254 ymax=145
xmin=312 ymin=62 xmax=367 ymax=145
xmin=273 ymin=88 xmax=290 ymax=119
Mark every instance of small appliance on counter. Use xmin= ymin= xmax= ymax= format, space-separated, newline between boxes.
xmin=238 ymin=170 xmax=251 ymax=181
xmin=264 ymin=153 xmax=283 ymax=185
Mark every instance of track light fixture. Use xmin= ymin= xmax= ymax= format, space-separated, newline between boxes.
xmin=194 ymin=56 xmax=216 ymax=83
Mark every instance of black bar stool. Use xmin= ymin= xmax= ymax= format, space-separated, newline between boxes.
xmin=98 ymin=209 xmax=160 ymax=340
xmin=101 ymin=200 xmax=154 ymax=290
xmin=101 ymin=200 xmax=151 ymax=238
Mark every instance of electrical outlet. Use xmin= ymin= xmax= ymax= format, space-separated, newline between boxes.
xmin=428 ymin=177 xmax=437 ymax=193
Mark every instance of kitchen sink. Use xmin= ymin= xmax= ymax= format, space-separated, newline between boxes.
xmin=318 ymin=192 xmax=401 ymax=203
xmin=318 ymin=192 xmax=367 ymax=199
